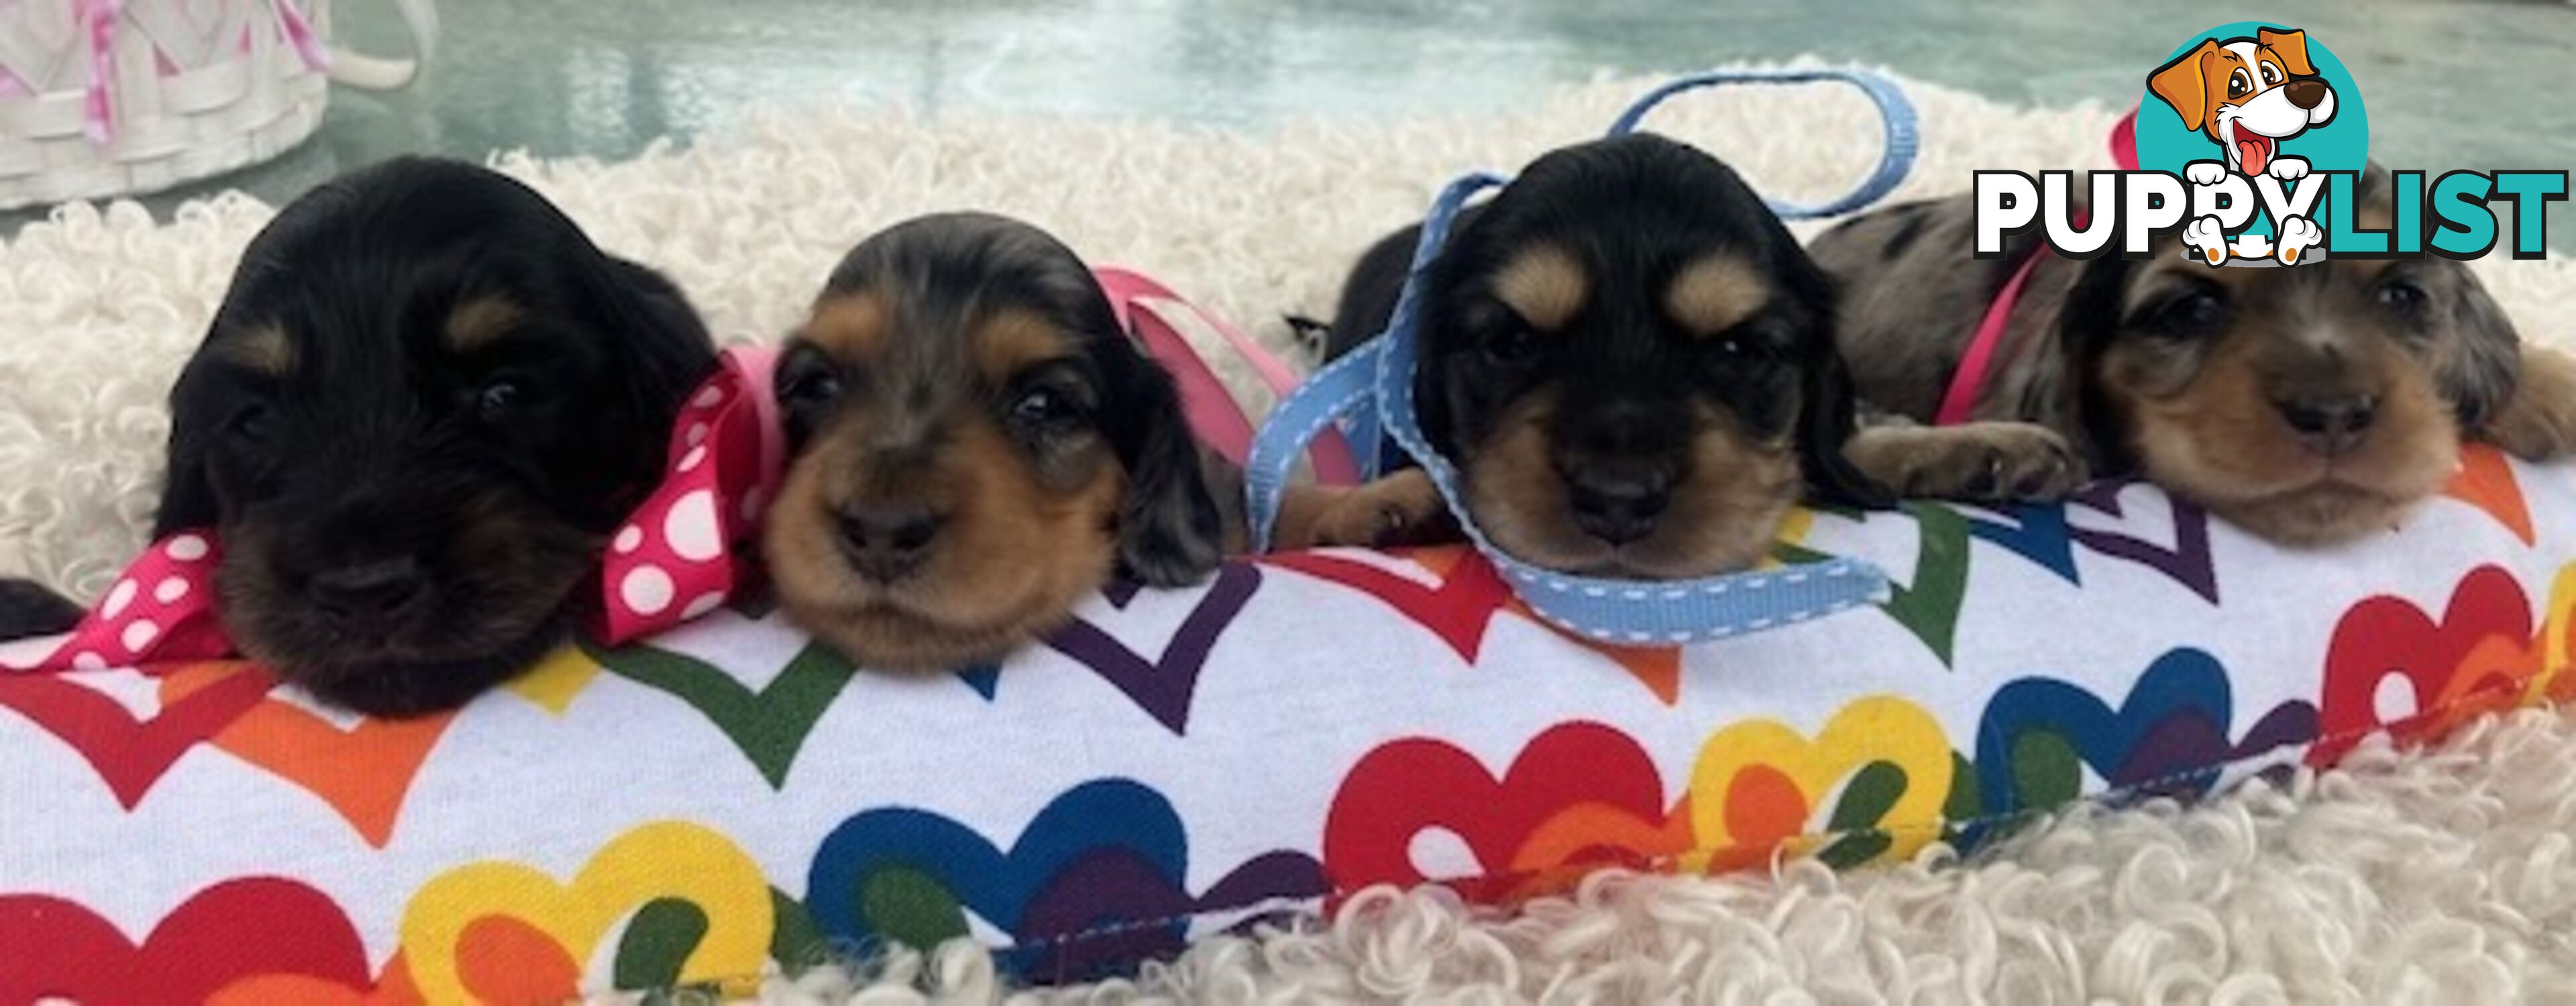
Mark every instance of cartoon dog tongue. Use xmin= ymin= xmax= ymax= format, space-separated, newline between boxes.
xmin=2234 ymin=125 xmax=2273 ymax=176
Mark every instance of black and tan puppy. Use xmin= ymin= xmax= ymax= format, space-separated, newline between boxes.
xmin=1813 ymin=169 xmax=2576 ymax=545
xmin=1320 ymin=133 xmax=1894 ymax=579
xmin=0 ymin=158 xmax=718 ymax=714
xmin=762 ymin=213 xmax=1233 ymax=670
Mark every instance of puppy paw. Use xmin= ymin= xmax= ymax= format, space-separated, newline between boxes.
xmin=1845 ymin=422 xmax=2090 ymax=502
xmin=2275 ymin=215 xmax=2323 ymax=266
xmin=2482 ymin=347 xmax=2576 ymax=461
xmin=1289 ymin=470 xmax=1454 ymax=549
xmin=2269 ymin=156 xmax=2310 ymax=181
xmin=2182 ymin=217 xmax=2230 ymax=267
xmin=2184 ymin=161 xmax=2228 ymax=186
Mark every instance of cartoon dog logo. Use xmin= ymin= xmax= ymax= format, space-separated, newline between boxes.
xmin=2148 ymin=27 xmax=2337 ymax=266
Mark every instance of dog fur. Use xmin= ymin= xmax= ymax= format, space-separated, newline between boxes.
xmin=0 ymin=157 xmax=717 ymax=716
xmin=761 ymin=212 xmax=1236 ymax=671
xmin=1811 ymin=169 xmax=2575 ymax=545
xmin=1323 ymin=133 xmax=1894 ymax=579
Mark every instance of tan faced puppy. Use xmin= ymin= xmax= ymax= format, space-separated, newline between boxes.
xmin=763 ymin=214 xmax=1226 ymax=670
xmin=1811 ymin=170 xmax=2576 ymax=546
xmin=1319 ymin=134 xmax=1896 ymax=580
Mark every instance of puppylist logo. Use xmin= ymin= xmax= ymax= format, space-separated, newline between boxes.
xmin=1974 ymin=23 xmax=2566 ymax=267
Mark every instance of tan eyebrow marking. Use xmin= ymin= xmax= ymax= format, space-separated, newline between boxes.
xmin=1490 ymin=244 xmax=1588 ymax=332
xmin=971 ymin=308 xmax=1080 ymax=386
xmin=442 ymin=294 xmax=524 ymax=351
xmin=216 ymin=325 xmax=294 ymax=375
xmin=1664 ymin=254 xmax=1772 ymax=337
xmin=802 ymin=292 xmax=891 ymax=359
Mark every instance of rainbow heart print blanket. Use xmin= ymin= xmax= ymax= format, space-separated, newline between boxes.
xmin=5 ymin=445 xmax=2571 ymax=1001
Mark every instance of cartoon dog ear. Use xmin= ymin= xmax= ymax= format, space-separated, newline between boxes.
xmin=2148 ymin=39 xmax=2221 ymax=132
xmin=1102 ymin=345 xmax=1226 ymax=588
xmin=2257 ymin=27 xmax=2316 ymax=76
xmin=2438 ymin=264 xmax=2524 ymax=429
xmin=1797 ymin=342 xmax=1894 ymax=510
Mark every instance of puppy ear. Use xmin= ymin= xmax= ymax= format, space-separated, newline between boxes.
xmin=2049 ymin=255 xmax=2138 ymax=471
xmin=1105 ymin=355 xmax=1226 ymax=587
xmin=2148 ymin=40 xmax=2219 ymax=132
xmin=2438 ymin=264 xmax=2523 ymax=429
xmin=151 ymin=368 xmax=224 ymax=538
xmin=2257 ymin=27 xmax=2316 ymax=76
xmin=1797 ymin=346 xmax=1894 ymax=508
xmin=575 ymin=254 xmax=718 ymax=484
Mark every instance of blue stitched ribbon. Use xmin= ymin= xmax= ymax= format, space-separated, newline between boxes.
xmin=1247 ymin=67 xmax=1920 ymax=645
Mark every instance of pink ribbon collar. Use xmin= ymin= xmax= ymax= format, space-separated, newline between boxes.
xmin=1933 ymin=108 xmax=2142 ymax=427
xmin=3 ymin=268 xmax=1313 ymax=673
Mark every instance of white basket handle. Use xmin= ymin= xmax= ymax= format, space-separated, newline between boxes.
xmin=322 ymin=0 xmax=437 ymax=91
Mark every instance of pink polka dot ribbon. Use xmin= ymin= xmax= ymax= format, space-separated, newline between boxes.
xmin=0 ymin=532 xmax=233 ymax=674
xmin=591 ymin=345 xmax=784 ymax=645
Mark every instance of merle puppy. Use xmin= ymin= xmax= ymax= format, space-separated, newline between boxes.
xmin=0 ymin=158 xmax=716 ymax=715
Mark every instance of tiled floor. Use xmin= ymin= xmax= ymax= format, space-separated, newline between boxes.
xmin=5 ymin=0 xmax=2571 ymax=232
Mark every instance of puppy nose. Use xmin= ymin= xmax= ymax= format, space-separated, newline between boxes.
xmin=1567 ymin=465 xmax=1671 ymax=546
xmin=2284 ymin=78 xmax=2327 ymax=109
xmin=309 ymin=557 xmax=427 ymax=618
xmin=837 ymin=504 xmax=944 ymax=582
xmin=2276 ymin=393 xmax=2377 ymax=455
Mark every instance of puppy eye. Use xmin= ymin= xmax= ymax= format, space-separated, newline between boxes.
xmin=2228 ymin=69 xmax=2251 ymax=98
xmin=1483 ymin=321 xmax=1539 ymax=365
xmin=227 ymin=404 xmax=272 ymax=444
xmin=2261 ymin=63 xmax=2282 ymax=86
xmin=780 ymin=368 xmax=845 ymax=410
xmin=1010 ymin=387 xmax=1081 ymax=428
xmin=2150 ymin=288 xmax=2228 ymax=337
xmin=475 ymin=379 xmax=525 ymax=418
xmin=2377 ymin=281 xmax=2428 ymax=317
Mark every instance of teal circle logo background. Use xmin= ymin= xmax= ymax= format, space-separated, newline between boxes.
xmin=2137 ymin=22 xmax=2368 ymax=234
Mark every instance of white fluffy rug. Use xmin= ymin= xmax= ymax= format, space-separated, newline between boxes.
xmin=7 ymin=66 xmax=2576 ymax=1002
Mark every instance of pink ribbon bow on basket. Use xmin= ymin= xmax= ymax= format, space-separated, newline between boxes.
xmin=2 ymin=268 xmax=1333 ymax=671
xmin=73 ymin=0 xmax=332 ymax=144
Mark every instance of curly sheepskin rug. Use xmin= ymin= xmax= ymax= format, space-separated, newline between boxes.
xmin=6 ymin=67 xmax=2576 ymax=1003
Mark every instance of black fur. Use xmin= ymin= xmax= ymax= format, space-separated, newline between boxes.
xmin=152 ymin=156 xmax=716 ymax=715
xmin=0 ymin=579 xmax=83 ymax=640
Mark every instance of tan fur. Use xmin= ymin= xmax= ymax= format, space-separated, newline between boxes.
xmin=763 ymin=300 xmax=1129 ymax=671
xmin=1464 ymin=389 xmax=1796 ymax=579
xmin=1278 ymin=470 xmax=1450 ymax=549
xmin=1843 ymin=421 xmax=2086 ymax=500
xmin=1491 ymin=245 xmax=1588 ymax=332
xmin=441 ymin=294 xmax=523 ymax=351
xmin=2479 ymin=347 xmax=2576 ymax=461
xmin=803 ymin=292 xmax=891 ymax=357
xmin=216 ymin=325 xmax=294 ymax=375
xmin=1664 ymin=255 xmax=1770 ymax=337
xmin=2097 ymin=280 xmax=2459 ymax=548
xmin=973 ymin=309 xmax=1079 ymax=380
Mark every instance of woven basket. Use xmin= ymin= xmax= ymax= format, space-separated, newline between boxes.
xmin=0 ymin=0 xmax=437 ymax=210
